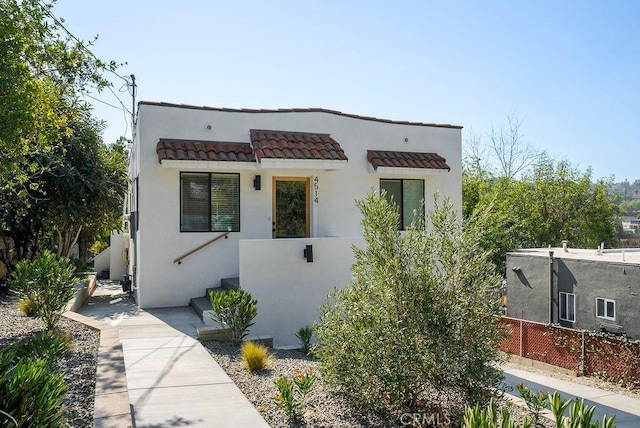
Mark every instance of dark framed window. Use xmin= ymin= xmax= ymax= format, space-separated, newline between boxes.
xmin=180 ymin=172 xmax=240 ymax=232
xmin=380 ymin=179 xmax=425 ymax=230
xmin=596 ymin=297 xmax=615 ymax=321
xmin=559 ymin=292 xmax=576 ymax=322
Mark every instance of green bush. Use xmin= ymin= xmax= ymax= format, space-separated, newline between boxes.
xmin=240 ymin=341 xmax=274 ymax=372
xmin=295 ymin=326 xmax=313 ymax=355
xmin=9 ymin=250 xmax=77 ymax=331
xmin=273 ymin=367 xmax=317 ymax=422
xmin=462 ymin=392 xmax=616 ymax=428
xmin=18 ymin=330 xmax=71 ymax=367
xmin=516 ymin=383 xmax=548 ymax=426
xmin=315 ymin=192 xmax=506 ymax=419
xmin=462 ymin=398 xmax=531 ymax=428
xmin=0 ymin=336 xmax=69 ymax=428
xmin=209 ymin=288 xmax=257 ymax=343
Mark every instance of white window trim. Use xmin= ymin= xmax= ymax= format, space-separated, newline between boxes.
xmin=596 ymin=297 xmax=616 ymax=321
xmin=559 ymin=292 xmax=576 ymax=322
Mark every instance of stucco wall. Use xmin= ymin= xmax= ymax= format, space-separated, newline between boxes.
xmin=507 ymin=253 xmax=640 ymax=338
xmin=109 ymin=231 xmax=127 ymax=281
xmin=240 ymin=237 xmax=364 ymax=347
xmin=133 ymin=103 xmax=462 ymax=309
xmin=93 ymin=246 xmax=110 ymax=276
xmin=506 ymin=254 xmax=554 ymax=324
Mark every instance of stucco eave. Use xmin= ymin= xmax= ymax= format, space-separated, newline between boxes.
xmin=257 ymin=159 xmax=348 ymax=170
xmin=160 ymin=160 xmax=257 ymax=170
xmin=368 ymin=165 xmax=450 ymax=176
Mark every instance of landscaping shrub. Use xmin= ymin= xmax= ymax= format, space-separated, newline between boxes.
xmin=240 ymin=341 xmax=273 ymax=372
xmin=18 ymin=330 xmax=71 ymax=367
xmin=209 ymin=288 xmax=257 ymax=343
xmin=295 ymin=326 xmax=313 ymax=355
xmin=9 ymin=250 xmax=77 ymax=331
xmin=17 ymin=295 xmax=37 ymax=317
xmin=462 ymin=392 xmax=616 ymax=428
xmin=462 ymin=399 xmax=529 ymax=428
xmin=516 ymin=383 xmax=548 ymax=426
xmin=0 ymin=336 xmax=69 ymax=427
xmin=273 ymin=367 xmax=317 ymax=422
xmin=315 ymin=192 xmax=507 ymax=420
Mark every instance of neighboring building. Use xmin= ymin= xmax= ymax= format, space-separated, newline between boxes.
xmin=506 ymin=245 xmax=640 ymax=338
xmin=125 ymin=101 xmax=462 ymax=346
xmin=621 ymin=216 xmax=640 ymax=234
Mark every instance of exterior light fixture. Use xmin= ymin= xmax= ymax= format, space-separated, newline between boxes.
xmin=304 ymin=245 xmax=313 ymax=263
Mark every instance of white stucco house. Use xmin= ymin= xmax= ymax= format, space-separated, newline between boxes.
xmin=126 ymin=101 xmax=462 ymax=346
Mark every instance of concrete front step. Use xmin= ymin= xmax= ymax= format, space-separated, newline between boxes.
xmin=221 ymin=277 xmax=239 ymax=290
xmin=190 ymin=278 xmax=241 ymax=324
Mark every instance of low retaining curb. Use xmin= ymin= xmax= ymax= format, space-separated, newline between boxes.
xmin=63 ymin=278 xmax=133 ymax=428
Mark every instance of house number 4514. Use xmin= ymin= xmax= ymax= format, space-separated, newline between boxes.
xmin=313 ymin=176 xmax=319 ymax=203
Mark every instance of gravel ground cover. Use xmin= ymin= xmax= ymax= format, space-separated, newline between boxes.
xmin=203 ymin=340 xmax=394 ymax=427
xmin=203 ymin=340 xmax=553 ymax=428
xmin=0 ymin=293 xmax=99 ymax=428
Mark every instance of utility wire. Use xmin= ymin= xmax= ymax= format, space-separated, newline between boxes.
xmin=37 ymin=0 xmax=130 ymax=84
xmin=37 ymin=0 xmax=134 ymax=111
xmin=83 ymin=92 xmax=125 ymax=111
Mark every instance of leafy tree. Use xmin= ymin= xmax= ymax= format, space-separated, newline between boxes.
xmin=619 ymin=199 xmax=640 ymax=217
xmin=0 ymin=0 xmax=116 ymax=190
xmin=315 ymin=192 xmax=506 ymax=421
xmin=0 ymin=112 xmax=128 ymax=273
xmin=464 ymin=156 xmax=618 ymax=274
xmin=0 ymin=0 xmax=125 ymax=279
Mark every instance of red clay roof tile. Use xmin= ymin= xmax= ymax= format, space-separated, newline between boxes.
xmin=156 ymin=139 xmax=255 ymax=163
xmin=367 ymin=150 xmax=450 ymax=171
xmin=250 ymin=130 xmax=348 ymax=163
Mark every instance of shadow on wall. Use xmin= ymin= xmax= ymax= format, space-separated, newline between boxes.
xmin=556 ymin=259 xmax=578 ymax=293
xmin=515 ymin=270 xmax=531 ymax=288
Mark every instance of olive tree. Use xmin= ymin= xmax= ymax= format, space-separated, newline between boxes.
xmin=315 ymin=192 xmax=506 ymax=422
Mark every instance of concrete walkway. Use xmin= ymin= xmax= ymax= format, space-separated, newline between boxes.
xmin=78 ymin=281 xmax=269 ymax=428
xmin=503 ymin=367 xmax=640 ymax=427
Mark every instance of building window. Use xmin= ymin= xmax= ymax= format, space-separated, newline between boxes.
xmin=181 ymin=172 xmax=240 ymax=232
xmin=380 ymin=179 xmax=425 ymax=230
xmin=559 ymin=292 xmax=575 ymax=322
xmin=596 ymin=297 xmax=616 ymax=321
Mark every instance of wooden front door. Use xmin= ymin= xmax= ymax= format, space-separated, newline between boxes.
xmin=272 ymin=177 xmax=310 ymax=238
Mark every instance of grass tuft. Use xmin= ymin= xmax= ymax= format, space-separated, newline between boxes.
xmin=18 ymin=296 xmax=38 ymax=317
xmin=241 ymin=341 xmax=274 ymax=372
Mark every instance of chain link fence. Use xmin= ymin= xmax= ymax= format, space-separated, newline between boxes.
xmin=499 ymin=316 xmax=640 ymax=389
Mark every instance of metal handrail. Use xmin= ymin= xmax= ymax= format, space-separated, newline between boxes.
xmin=173 ymin=230 xmax=230 ymax=264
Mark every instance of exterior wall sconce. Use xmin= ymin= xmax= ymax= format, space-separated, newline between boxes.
xmin=304 ymin=245 xmax=313 ymax=263
xmin=253 ymin=175 xmax=261 ymax=190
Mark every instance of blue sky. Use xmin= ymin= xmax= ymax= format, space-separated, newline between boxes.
xmin=54 ymin=1 xmax=639 ymax=181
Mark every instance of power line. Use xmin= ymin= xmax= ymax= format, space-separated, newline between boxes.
xmin=83 ymin=92 xmax=123 ymax=110
xmin=35 ymin=0 xmax=136 ymax=139
xmin=82 ymin=93 xmax=123 ymax=110
xmin=37 ymin=0 xmax=130 ymax=84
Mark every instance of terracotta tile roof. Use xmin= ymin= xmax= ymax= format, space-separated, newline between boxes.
xmin=156 ymin=139 xmax=255 ymax=162
xmin=139 ymin=101 xmax=463 ymax=129
xmin=367 ymin=150 xmax=450 ymax=171
xmin=250 ymin=130 xmax=348 ymax=163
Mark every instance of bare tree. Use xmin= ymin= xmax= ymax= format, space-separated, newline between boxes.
xmin=462 ymin=128 xmax=492 ymax=177
xmin=488 ymin=113 xmax=541 ymax=179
